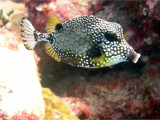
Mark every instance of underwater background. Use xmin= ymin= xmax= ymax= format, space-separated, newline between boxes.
xmin=0 ymin=0 xmax=160 ymax=120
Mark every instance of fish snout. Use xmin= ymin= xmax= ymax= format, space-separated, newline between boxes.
xmin=128 ymin=50 xmax=141 ymax=63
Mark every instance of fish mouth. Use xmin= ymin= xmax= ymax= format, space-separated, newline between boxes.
xmin=129 ymin=50 xmax=141 ymax=63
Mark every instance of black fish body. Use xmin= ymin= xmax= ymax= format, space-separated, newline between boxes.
xmin=20 ymin=15 xmax=141 ymax=68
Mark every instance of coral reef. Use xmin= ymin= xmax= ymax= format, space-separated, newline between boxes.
xmin=0 ymin=9 xmax=14 ymax=26
xmin=0 ymin=28 xmax=45 ymax=120
xmin=0 ymin=0 xmax=24 ymax=34
xmin=0 ymin=111 xmax=39 ymax=120
xmin=64 ymin=61 xmax=160 ymax=119
xmin=91 ymin=0 xmax=160 ymax=54
xmin=40 ymin=57 xmax=159 ymax=119
xmin=62 ymin=97 xmax=91 ymax=119
xmin=24 ymin=0 xmax=92 ymax=32
xmin=36 ymin=0 xmax=160 ymax=119
xmin=42 ymin=88 xmax=78 ymax=120
xmin=0 ymin=0 xmax=160 ymax=120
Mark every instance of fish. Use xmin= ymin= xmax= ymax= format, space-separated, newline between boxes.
xmin=20 ymin=15 xmax=141 ymax=68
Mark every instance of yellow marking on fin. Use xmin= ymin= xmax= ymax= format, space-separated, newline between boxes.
xmin=91 ymin=50 xmax=112 ymax=68
xmin=45 ymin=43 xmax=61 ymax=62
xmin=46 ymin=15 xmax=61 ymax=35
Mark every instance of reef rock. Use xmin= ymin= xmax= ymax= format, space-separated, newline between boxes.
xmin=0 ymin=28 xmax=45 ymax=120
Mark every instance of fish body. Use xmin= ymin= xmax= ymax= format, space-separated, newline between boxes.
xmin=20 ymin=15 xmax=141 ymax=68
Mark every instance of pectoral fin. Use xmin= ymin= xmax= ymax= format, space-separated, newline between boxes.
xmin=45 ymin=42 xmax=61 ymax=62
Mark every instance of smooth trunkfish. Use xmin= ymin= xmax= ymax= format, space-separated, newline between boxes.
xmin=20 ymin=15 xmax=141 ymax=68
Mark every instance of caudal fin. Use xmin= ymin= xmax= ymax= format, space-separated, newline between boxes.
xmin=20 ymin=17 xmax=38 ymax=50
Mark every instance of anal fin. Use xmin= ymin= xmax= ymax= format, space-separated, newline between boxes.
xmin=45 ymin=43 xmax=61 ymax=62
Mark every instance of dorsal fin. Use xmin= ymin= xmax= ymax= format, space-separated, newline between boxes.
xmin=46 ymin=15 xmax=61 ymax=35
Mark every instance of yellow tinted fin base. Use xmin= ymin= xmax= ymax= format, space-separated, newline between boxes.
xmin=45 ymin=43 xmax=61 ymax=62
xmin=46 ymin=15 xmax=61 ymax=35
xmin=91 ymin=50 xmax=112 ymax=68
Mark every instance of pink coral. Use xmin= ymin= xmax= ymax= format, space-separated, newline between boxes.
xmin=24 ymin=0 xmax=92 ymax=32
xmin=0 ymin=28 xmax=21 ymax=50
xmin=0 ymin=111 xmax=39 ymax=120
xmin=62 ymin=97 xmax=91 ymax=119
xmin=24 ymin=0 xmax=54 ymax=32
xmin=11 ymin=111 xmax=39 ymax=120
xmin=60 ymin=57 xmax=160 ymax=119
xmin=146 ymin=0 xmax=158 ymax=9
xmin=0 ymin=111 xmax=8 ymax=120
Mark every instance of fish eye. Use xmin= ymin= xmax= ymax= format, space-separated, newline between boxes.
xmin=104 ymin=32 xmax=118 ymax=42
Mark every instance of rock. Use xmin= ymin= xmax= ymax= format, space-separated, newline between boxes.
xmin=0 ymin=28 xmax=45 ymax=120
